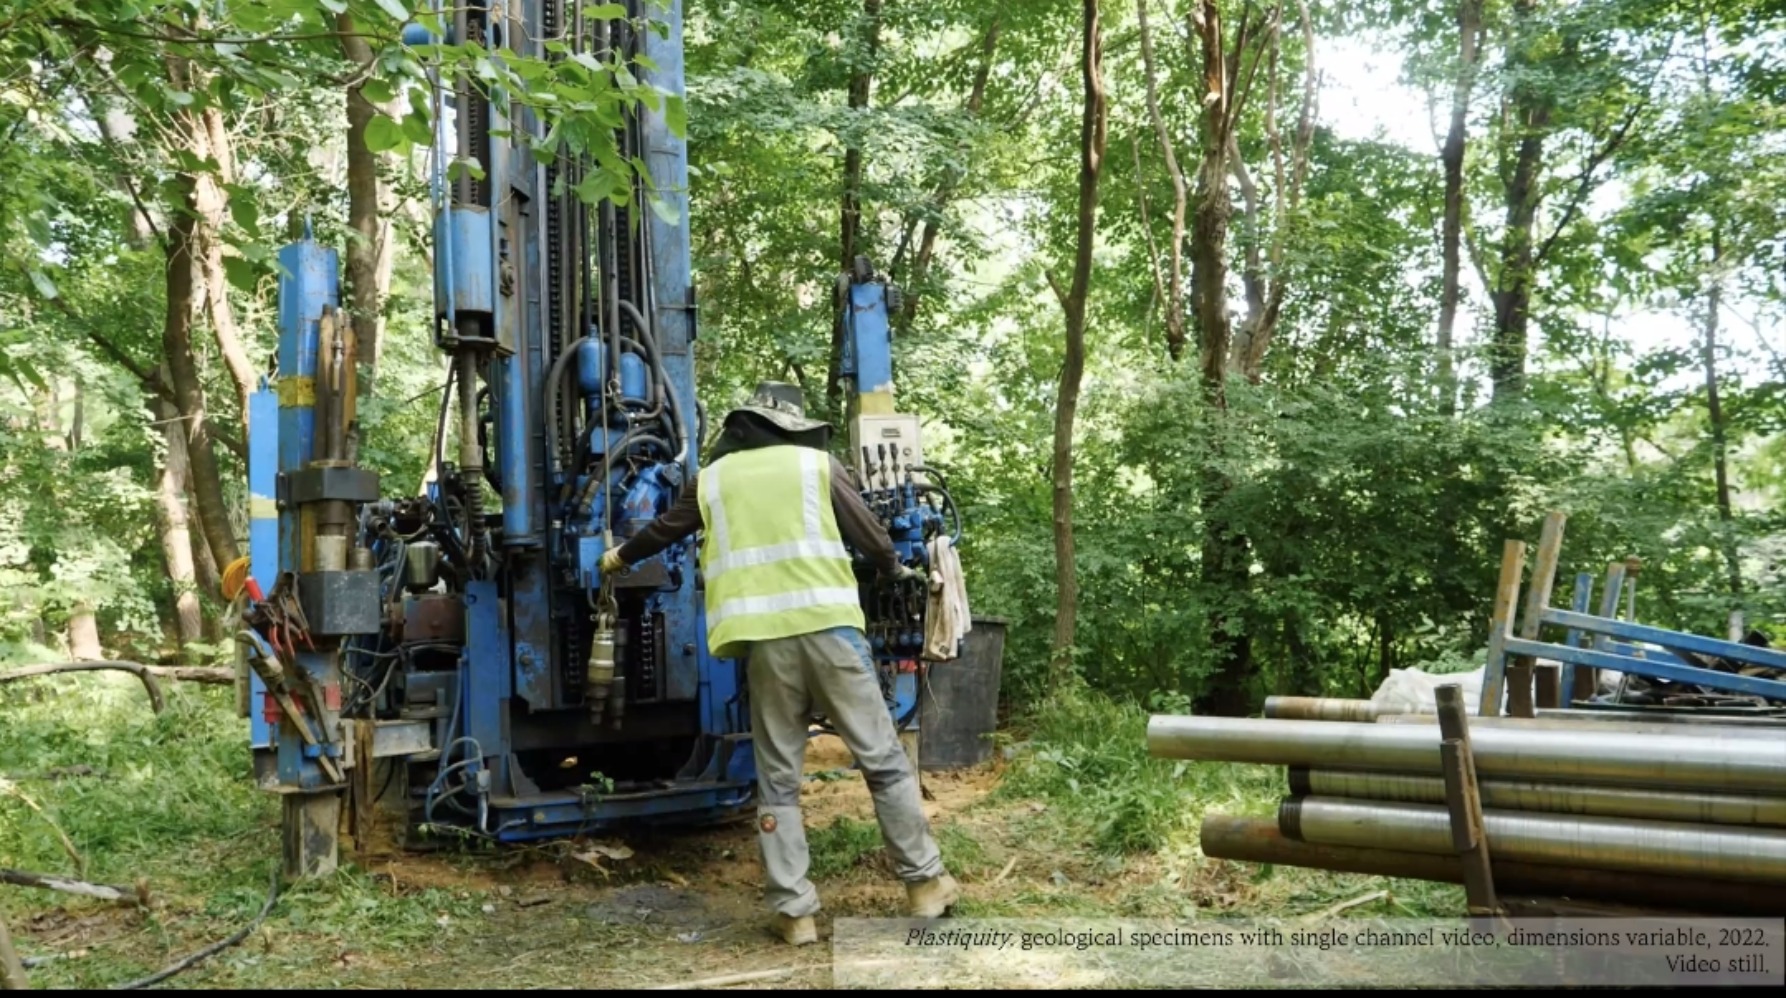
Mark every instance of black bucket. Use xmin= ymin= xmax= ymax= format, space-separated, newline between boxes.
xmin=918 ymin=616 xmax=1007 ymax=771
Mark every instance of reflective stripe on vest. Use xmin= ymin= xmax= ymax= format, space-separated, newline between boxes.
xmin=697 ymin=445 xmax=863 ymax=657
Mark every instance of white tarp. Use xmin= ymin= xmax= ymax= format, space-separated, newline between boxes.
xmin=1371 ymin=661 xmax=1624 ymax=713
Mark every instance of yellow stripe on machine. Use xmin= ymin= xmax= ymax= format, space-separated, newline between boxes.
xmin=277 ymin=376 xmax=316 ymax=408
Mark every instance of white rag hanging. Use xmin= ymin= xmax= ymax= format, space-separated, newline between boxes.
xmin=923 ymin=534 xmax=971 ymax=661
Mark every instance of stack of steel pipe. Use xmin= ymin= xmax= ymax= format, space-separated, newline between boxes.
xmin=1152 ymin=707 xmax=1786 ymax=915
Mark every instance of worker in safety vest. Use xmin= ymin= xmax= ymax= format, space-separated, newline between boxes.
xmin=600 ymin=381 xmax=959 ymax=946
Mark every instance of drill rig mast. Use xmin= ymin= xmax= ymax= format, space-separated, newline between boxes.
xmin=241 ymin=0 xmax=964 ymax=881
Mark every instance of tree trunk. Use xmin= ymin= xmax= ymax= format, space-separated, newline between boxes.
xmin=197 ymin=115 xmax=254 ymax=422
xmin=164 ymin=174 xmax=244 ymax=573
xmin=159 ymin=49 xmax=243 ymax=574
xmin=154 ymin=397 xmax=205 ymax=651
xmin=1191 ymin=0 xmax=1235 ymax=406
xmin=1701 ymin=233 xmax=1741 ymax=600
xmin=1489 ymin=0 xmax=1549 ymax=404
xmin=827 ymin=0 xmax=884 ymax=422
xmin=339 ymin=13 xmax=397 ymax=394
xmin=1048 ymin=0 xmax=1108 ymax=682
xmin=1136 ymin=0 xmax=1188 ymax=361
xmin=1438 ymin=0 xmax=1484 ymax=416
xmin=1190 ymin=0 xmax=1255 ymax=717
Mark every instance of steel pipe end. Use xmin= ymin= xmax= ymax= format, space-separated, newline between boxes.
xmin=1278 ymin=795 xmax=1306 ymax=841
xmin=1144 ymin=714 xmax=1180 ymax=757
xmin=1286 ymin=766 xmax=1312 ymax=797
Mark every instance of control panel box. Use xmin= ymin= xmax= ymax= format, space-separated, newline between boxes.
xmin=850 ymin=413 xmax=927 ymax=487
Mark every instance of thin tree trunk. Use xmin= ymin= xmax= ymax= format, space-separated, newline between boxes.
xmin=1047 ymin=0 xmax=1108 ymax=681
xmin=827 ymin=0 xmax=884 ymax=423
xmin=339 ymin=13 xmax=397 ymax=394
xmin=178 ymin=61 xmax=254 ymax=420
xmin=1701 ymin=233 xmax=1741 ymax=599
xmin=190 ymin=504 xmax=223 ymax=600
xmin=1192 ymin=0 xmax=1235 ymax=404
xmin=1438 ymin=0 xmax=1484 ymax=416
xmin=1136 ymin=0 xmax=1188 ymax=361
xmin=154 ymin=397 xmax=204 ymax=650
xmin=1489 ymin=0 xmax=1549 ymax=404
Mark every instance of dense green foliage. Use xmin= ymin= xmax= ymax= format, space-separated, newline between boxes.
xmin=2 ymin=0 xmax=1782 ymax=715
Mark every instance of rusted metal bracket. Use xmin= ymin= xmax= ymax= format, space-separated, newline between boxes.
xmin=1437 ymin=684 xmax=1506 ymax=928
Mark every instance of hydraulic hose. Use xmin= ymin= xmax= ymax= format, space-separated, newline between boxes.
xmin=616 ymin=298 xmax=684 ymax=462
xmin=545 ymin=335 xmax=588 ymax=485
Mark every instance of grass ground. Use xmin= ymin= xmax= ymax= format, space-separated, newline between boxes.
xmin=0 ymin=674 xmax=1466 ymax=989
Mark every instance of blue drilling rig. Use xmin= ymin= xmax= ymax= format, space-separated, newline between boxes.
xmin=236 ymin=0 xmax=962 ymax=879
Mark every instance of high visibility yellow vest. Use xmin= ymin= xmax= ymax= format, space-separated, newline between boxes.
xmin=697 ymin=445 xmax=864 ymax=658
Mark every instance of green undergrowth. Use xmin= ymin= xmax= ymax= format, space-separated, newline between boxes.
xmin=1 ymin=669 xmax=1467 ymax=989
xmin=804 ymin=814 xmax=994 ymax=882
xmin=0 ymin=677 xmax=489 ymax=989
xmin=995 ymin=686 xmax=1282 ymax=855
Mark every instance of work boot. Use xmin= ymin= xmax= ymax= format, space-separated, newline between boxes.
xmin=773 ymin=913 xmax=818 ymax=946
xmin=906 ymin=873 xmax=960 ymax=919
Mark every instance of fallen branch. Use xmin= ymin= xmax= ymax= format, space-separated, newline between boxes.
xmin=1 ymin=868 xmax=144 ymax=907
xmin=0 ymin=917 xmax=25 ymax=991
xmin=112 ymin=866 xmax=281 ymax=991
xmin=144 ymin=666 xmax=234 ymax=686
xmin=991 ymin=855 xmax=1019 ymax=885
xmin=0 ymin=662 xmax=165 ymax=714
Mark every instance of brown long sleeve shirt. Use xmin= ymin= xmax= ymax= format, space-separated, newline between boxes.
xmin=615 ymin=452 xmax=901 ymax=575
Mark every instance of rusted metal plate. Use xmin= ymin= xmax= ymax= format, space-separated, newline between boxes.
xmin=403 ymin=594 xmax=465 ymax=644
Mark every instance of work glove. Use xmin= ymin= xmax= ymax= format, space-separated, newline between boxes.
xmin=600 ymin=548 xmax=626 ymax=575
xmin=893 ymin=563 xmax=925 ymax=583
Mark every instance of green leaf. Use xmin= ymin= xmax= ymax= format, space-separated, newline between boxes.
xmin=230 ymin=198 xmax=260 ymax=235
xmin=401 ymin=112 xmax=434 ymax=147
xmin=11 ymin=356 xmax=48 ymax=393
xmin=448 ymin=158 xmax=487 ymax=183
xmin=664 ymin=94 xmax=686 ymax=140
xmin=586 ymin=3 xmax=628 ymax=18
xmin=633 ymin=53 xmax=660 ymax=73
xmin=364 ymin=114 xmax=406 ymax=153
xmin=646 ymin=194 xmax=680 ymax=227
xmin=628 ymin=156 xmax=654 ymax=191
xmin=224 ymin=257 xmax=261 ymax=294
xmin=321 ymin=0 xmax=349 ymax=13
xmin=574 ymin=172 xmax=618 ymax=205
xmin=360 ymin=78 xmax=396 ymax=105
xmin=375 ymin=0 xmax=411 ymax=23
